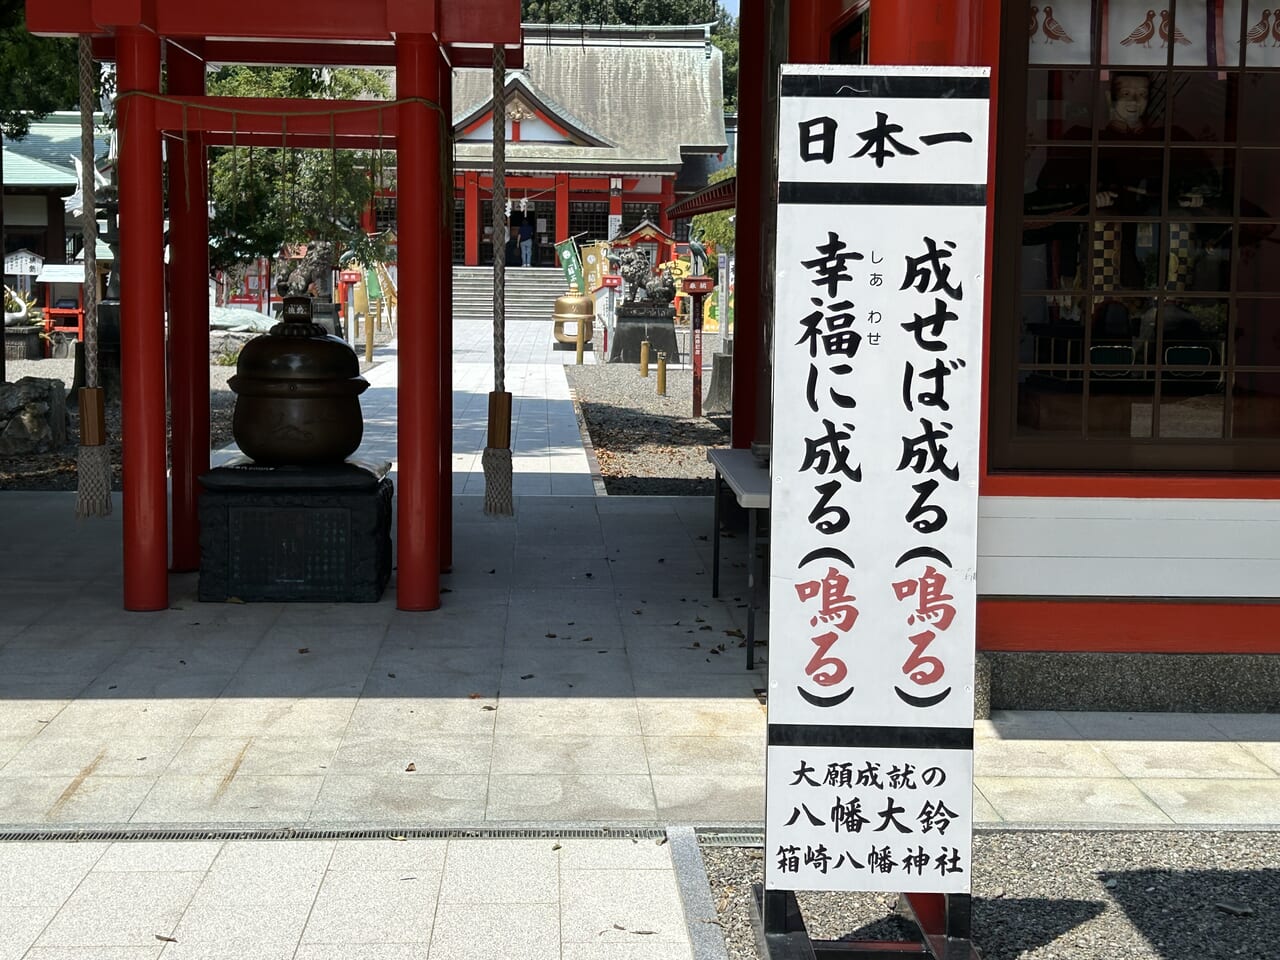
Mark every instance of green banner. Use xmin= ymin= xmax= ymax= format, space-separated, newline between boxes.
xmin=364 ymin=268 xmax=382 ymax=300
xmin=555 ymin=239 xmax=585 ymax=293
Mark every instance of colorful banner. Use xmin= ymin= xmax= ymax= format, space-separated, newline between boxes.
xmin=555 ymin=238 xmax=585 ymax=293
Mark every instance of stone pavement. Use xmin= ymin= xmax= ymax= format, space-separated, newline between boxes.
xmin=1 ymin=317 xmax=1277 ymax=958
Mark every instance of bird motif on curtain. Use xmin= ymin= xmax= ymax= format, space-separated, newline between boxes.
xmin=1030 ymin=6 xmax=1039 ymax=40
xmin=1120 ymin=9 xmax=1158 ymax=46
xmin=1242 ymin=8 xmax=1272 ymax=46
xmin=1041 ymin=6 xmax=1074 ymax=43
xmin=1158 ymin=9 xmax=1192 ymax=46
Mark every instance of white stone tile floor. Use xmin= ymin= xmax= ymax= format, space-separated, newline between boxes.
xmin=2 ymin=317 xmax=1278 ymax=957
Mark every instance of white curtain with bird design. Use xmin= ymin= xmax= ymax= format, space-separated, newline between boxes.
xmin=1026 ymin=1 xmax=1280 ymax=66
xmin=1029 ymin=1 xmax=1093 ymax=63
xmin=1223 ymin=1 xmax=1280 ymax=66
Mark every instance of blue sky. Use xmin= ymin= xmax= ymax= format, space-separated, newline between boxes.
xmin=723 ymin=0 xmax=739 ymax=14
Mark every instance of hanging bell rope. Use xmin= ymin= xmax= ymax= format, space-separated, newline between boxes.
xmin=483 ymin=43 xmax=513 ymax=517
xmin=75 ymin=34 xmax=112 ymax=519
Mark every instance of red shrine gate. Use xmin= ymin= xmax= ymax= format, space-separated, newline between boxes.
xmin=27 ymin=1 xmax=522 ymax=612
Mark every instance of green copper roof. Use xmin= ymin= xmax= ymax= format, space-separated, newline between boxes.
xmin=3 ymin=148 xmax=77 ymax=188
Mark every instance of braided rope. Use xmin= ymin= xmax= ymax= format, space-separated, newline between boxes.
xmin=482 ymin=446 xmax=513 ymax=516
xmin=76 ymin=34 xmax=112 ymax=518
xmin=79 ymin=35 xmax=98 ymax=391
xmin=491 ymin=45 xmax=506 ymax=394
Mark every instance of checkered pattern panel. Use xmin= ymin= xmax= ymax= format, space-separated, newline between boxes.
xmin=1167 ymin=222 xmax=1192 ymax=291
xmin=1092 ymin=221 xmax=1121 ymax=292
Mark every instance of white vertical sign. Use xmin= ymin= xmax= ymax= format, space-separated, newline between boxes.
xmin=766 ymin=65 xmax=989 ymax=895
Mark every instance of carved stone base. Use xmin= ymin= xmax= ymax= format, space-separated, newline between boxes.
xmin=609 ymin=305 xmax=680 ymax=364
xmin=4 ymin=327 xmax=41 ymax=361
xmin=198 ymin=458 xmax=393 ymax=602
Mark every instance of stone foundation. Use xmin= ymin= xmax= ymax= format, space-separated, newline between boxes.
xmin=199 ymin=458 xmax=393 ymax=603
xmin=982 ymin=651 xmax=1280 ymax=713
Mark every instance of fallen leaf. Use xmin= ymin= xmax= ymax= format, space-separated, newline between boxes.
xmin=226 ymin=596 xmax=245 ymax=604
xmin=552 ymin=842 xmax=562 ymax=850
xmin=298 ymin=648 xmax=310 ymax=655
xmin=655 ymin=836 xmax=668 ymax=846
xmin=387 ymin=672 xmax=397 ymax=678
xmin=482 ymin=705 xmax=497 ymax=711
xmin=521 ymin=674 xmax=535 ymax=680
xmin=468 ymin=692 xmax=482 ymax=699
xmin=545 ymin=633 xmax=558 ymax=638
xmin=390 ymin=835 xmax=407 ymax=842
xmin=725 ymin=628 xmax=744 ymax=638
xmin=405 ymin=763 xmax=417 ymax=772
xmin=154 ymin=935 xmax=178 ymax=943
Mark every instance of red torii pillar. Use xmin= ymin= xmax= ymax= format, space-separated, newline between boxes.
xmin=116 ymin=26 xmax=169 ymax=610
xmin=167 ymin=40 xmax=211 ymax=573
xmin=439 ymin=51 xmax=454 ymax=574
xmin=396 ymin=33 xmax=444 ymax=610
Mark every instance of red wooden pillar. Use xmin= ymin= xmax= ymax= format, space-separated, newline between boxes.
xmin=658 ymin=175 xmax=675 ymax=260
xmin=555 ymin=173 xmax=569 ymax=244
xmin=166 ymin=40 xmax=210 ymax=573
xmin=789 ymin=0 xmax=845 ymax=62
xmin=464 ymin=171 xmax=480 ymax=266
xmin=116 ymin=26 xmax=168 ymax=610
xmin=730 ymin=0 xmax=767 ymax=449
xmin=439 ymin=51 xmax=454 ymax=574
xmin=396 ymin=34 xmax=443 ymax=611
xmin=871 ymin=0 xmax=993 ymax=65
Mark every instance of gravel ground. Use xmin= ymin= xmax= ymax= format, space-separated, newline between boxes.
xmin=564 ymin=356 xmax=729 ymax=496
xmin=700 ymin=831 xmax=1280 ymax=960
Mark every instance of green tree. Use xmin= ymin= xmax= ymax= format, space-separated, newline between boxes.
xmin=691 ymin=164 xmax=734 ymax=253
xmin=0 ymin=0 xmax=77 ymax=140
xmin=0 ymin=0 xmax=79 ymax=381
xmin=205 ymin=67 xmax=393 ymax=279
xmin=520 ymin=0 xmax=737 ymax=107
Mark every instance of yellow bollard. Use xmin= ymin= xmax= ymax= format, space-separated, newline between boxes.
xmin=365 ymin=303 xmax=375 ymax=365
xmin=656 ymin=352 xmax=667 ymax=395
xmin=639 ymin=340 xmax=650 ymax=377
xmin=575 ymin=316 xmax=585 ymax=365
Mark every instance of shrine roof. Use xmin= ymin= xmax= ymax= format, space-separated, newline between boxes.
xmin=2 ymin=148 xmax=78 ymax=189
xmin=451 ymin=22 xmax=727 ymax=174
xmin=3 ymin=114 xmax=111 ymax=175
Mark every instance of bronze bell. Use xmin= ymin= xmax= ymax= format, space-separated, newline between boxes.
xmin=552 ymin=289 xmax=594 ymax=345
xmin=229 ymin=295 xmax=369 ymax=466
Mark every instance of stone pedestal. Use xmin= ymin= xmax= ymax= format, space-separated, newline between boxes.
xmin=4 ymin=326 xmax=42 ymax=361
xmin=608 ymin=304 xmax=680 ymax=364
xmin=198 ymin=457 xmax=393 ymax=602
xmin=704 ymin=352 xmax=734 ymax=414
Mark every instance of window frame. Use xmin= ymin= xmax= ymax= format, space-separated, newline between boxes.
xmin=988 ymin=0 xmax=1280 ymax=472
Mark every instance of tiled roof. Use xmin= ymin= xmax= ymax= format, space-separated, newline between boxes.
xmin=2 ymin=147 xmax=77 ymax=188
xmin=453 ymin=23 xmax=728 ymax=174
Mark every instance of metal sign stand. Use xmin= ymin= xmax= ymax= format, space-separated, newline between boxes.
xmin=751 ymin=886 xmax=980 ymax=959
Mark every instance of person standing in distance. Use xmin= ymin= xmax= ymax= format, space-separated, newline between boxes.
xmin=519 ymin=218 xmax=535 ymax=267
